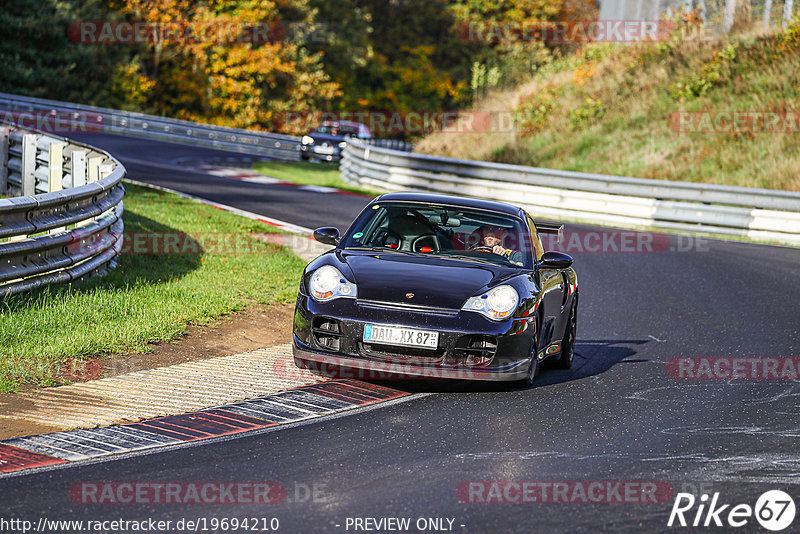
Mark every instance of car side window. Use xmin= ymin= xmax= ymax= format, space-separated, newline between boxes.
xmin=527 ymin=215 xmax=545 ymax=262
xmin=363 ymin=211 xmax=390 ymax=246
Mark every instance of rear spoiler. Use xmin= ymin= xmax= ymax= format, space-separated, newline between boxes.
xmin=535 ymin=222 xmax=564 ymax=243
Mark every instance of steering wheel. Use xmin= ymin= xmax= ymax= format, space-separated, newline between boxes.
xmin=413 ymin=234 xmax=441 ymax=253
xmin=470 ymin=244 xmax=495 ymax=253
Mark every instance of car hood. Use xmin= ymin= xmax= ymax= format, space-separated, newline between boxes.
xmin=341 ymin=251 xmax=514 ymax=309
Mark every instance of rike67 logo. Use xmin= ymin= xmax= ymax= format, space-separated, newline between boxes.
xmin=668 ymin=490 xmax=796 ymax=531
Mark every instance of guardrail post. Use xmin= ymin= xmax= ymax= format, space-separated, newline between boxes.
xmin=22 ymin=134 xmax=36 ymax=196
xmin=72 ymin=150 xmax=86 ymax=187
xmin=0 ymin=128 xmax=8 ymax=194
xmin=49 ymin=142 xmax=65 ymax=234
xmin=0 ymin=120 xmax=126 ymax=296
xmin=88 ymin=156 xmax=102 ymax=183
xmin=48 ymin=142 xmax=64 ymax=192
xmin=87 ymin=157 xmax=105 ymax=222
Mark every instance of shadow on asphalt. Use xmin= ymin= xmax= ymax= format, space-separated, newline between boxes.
xmin=306 ymin=339 xmax=651 ymax=393
xmin=355 ymin=338 xmax=651 ymax=394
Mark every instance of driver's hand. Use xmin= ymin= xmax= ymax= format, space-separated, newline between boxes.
xmin=492 ymin=245 xmax=507 ymax=256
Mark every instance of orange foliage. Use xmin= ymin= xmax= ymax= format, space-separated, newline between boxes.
xmin=114 ymin=0 xmax=339 ymax=130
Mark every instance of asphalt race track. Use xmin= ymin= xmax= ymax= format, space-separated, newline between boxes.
xmin=2 ymin=133 xmax=799 ymax=532
xmin=70 ymin=133 xmax=369 ymax=231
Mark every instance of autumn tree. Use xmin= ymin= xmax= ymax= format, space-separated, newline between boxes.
xmin=0 ymin=0 xmax=126 ymax=105
xmin=308 ymin=0 xmax=470 ymax=115
xmin=449 ymin=0 xmax=592 ymax=96
xmin=111 ymin=0 xmax=340 ymax=129
xmin=1 ymin=0 xmax=597 ymax=137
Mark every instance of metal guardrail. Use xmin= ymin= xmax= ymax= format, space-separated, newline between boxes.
xmin=0 ymin=124 xmax=125 ymax=297
xmin=0 ymin=92 xmax=303 ymax=161
xmin=364 ymin=138 xmax=414 ymax=152
xmin=341 ymin=140 xmax=800 ymax=245
xmin=0 ymin=93 xmax=416 ymax=161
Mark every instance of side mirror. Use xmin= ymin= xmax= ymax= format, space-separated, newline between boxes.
xmin=313 ymin=227 xmax=340 ymax=246
xmin=540 ymin=251 xmax=573 ymax=269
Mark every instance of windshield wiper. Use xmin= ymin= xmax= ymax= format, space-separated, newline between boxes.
xmin=345 ymin=246 xmax=415 ymax=254
xmin=437 ymin=253 xmax=502 ymax=265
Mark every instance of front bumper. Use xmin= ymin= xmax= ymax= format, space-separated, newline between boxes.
xmin=293 ymin=293 xmax=534 ymax=381
xmin=300 ymin=145 xmax=341 ymax=161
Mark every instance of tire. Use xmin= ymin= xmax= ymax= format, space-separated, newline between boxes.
xmin=516 ymin=315 xmax=541 ymax=388
xmin=553 ymin=295 xmax=578 ymax=369
xmin=518 ymin=355 xmax=539 ymax=388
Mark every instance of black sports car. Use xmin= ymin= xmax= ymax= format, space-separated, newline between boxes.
xmin=299 ymin=120 xmax=371 ymax=162
xmin=292 ymin=192 xmax=578 ymax=386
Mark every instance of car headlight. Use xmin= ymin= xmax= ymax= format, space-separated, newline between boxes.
xmin=462 ymin=285 xmax=519 ymax=320
xmin=338 ymin=141 xmax=347 ymax=148
xmin=302 ymin=135 xmax=314 ymax=145
xmin=309 ymin=265 xmax=357 ymax=302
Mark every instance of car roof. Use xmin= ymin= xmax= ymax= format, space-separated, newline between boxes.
xmin=319 ymin=120 xmax=371 ymax=137
xmin=373 ymin=192 xmax=524 ymax=217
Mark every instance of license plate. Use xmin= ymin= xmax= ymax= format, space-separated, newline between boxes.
xmin=313 ymin=145 xmax=334 ymax=154
xmin=363 ymin=324 xmax=439 ymax=350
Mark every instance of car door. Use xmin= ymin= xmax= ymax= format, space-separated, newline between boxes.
xmin=527 ymin=214 xmax=565 ymax=350
xmin=538 ymin=264 xmax=565 ymax=349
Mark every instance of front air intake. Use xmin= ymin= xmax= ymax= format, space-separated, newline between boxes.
xmin=453 ymin=335 xmax=498 ymax=367
xmin=312 ymin=317 xmax=343 ymax=352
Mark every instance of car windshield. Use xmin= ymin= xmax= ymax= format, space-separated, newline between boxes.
xmin=341 ymin=202 xmax=532 ymax=268
xmin=338 ymin=125 xmax=359 ymax=135
xmin=314 ymin=124 xmax=339 ymax=135
xmin=314 ymin=123 xmax=360 ymax=136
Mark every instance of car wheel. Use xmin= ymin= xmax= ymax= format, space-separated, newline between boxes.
xmin=553 ymin=295 xmax=578 ymax=369
xmin=518 ymin=355 xmax=539 ymax=388
xmin=517 ymin=315 xmax=541 ymax=388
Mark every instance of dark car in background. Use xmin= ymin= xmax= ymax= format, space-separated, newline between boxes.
xmin=292 ymin=192 xmax=578 ymax=387
xmin=300 ymin=120 xmax=371 ymax=162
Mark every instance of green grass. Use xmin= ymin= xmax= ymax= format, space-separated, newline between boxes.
xmin=252 ymin=160 xmax=379 ymax=197
xmin=416 ymin=20 xmax=800 ymax=192
xmin=0 ymin=183 xmax=307 ymax=391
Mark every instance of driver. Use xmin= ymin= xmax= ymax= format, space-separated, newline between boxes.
xmin=471 ymin=226 xmax=523 ymax=266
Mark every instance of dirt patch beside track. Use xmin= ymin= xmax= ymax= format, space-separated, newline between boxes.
xmin=0 ymin=302 xmax=296 ymax=440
